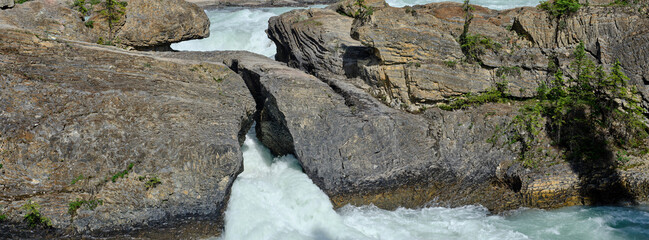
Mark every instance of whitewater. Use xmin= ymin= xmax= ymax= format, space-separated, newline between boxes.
xmin=169 ymin=1 xmax=649 ymax=239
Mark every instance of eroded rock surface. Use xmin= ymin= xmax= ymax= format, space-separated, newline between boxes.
xmin=158 ymin=50 xmax=649 ymax=214
xmin=269 ymin=0 xmax=649 ymax=110
xmin=0 ymin=25 xmax=255 ymax=237
xmin=266 ymin=0 xmax=649 ymax=211
xmin=0 ymin=0 xmax=209 ymax=49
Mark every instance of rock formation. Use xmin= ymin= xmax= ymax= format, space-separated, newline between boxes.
xmin=1 ymin=0 xmax=13 ymax=9
xmin=270 ymin=0 xmax=649 ymax=111
xmin=2 ymin=0 xmax=649 ymax=237
xmin=89 ymin=0 xmax=210 ymax=50
xmin=0 ymin=0 xmax=250 ymax=237
xmin=0 ymin=0 xmax=209 ymax=49
xmin=267 ymin=0 xmax=649 ymax=211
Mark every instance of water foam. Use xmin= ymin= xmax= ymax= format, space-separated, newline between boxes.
xmin=214 ymin=127 xmax=649 ymax=240
xmin=171 ymin=6 xmax=325 ymax=57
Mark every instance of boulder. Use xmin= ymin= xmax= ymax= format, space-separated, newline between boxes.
xmin=0 ymin=0 xmax=95 ymax=42
xmin=0 ymin=25 xmax=255 ymax=237
xmin=87 ymin=0 xmax=209 ymax=49
xmin=0 ymin=0 xmax=209 ymax=49
xmin=268 ymin=8 xmax=377 ymax=78
xmin=1 ymin=0 xmax=14 ymax=9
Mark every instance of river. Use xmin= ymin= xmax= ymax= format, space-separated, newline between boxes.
xmin=171 ymin=1 xmax=649 ymax=239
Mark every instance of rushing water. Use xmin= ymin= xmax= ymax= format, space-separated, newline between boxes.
xmin=174 ymin=2 xmax=649 ymax=240
xmin=171 ymin=6 xmax=325 ymax=57
xmin=215 ymin=127 xmax=649 ymax=240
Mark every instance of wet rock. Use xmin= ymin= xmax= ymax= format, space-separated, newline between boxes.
xmin=0 ymin=25 xmax=255 ymax=236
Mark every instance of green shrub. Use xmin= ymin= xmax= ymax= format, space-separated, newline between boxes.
xmin=71 ymin=174 xmax=84 ymax=185
xmin=443 ymin=60 xmax=457 ymax=68
xmin=538 ymin=0 xmax=581 ymax=18
xmin=460 ymin=33 xmax=502 ymax=63
xmin=68 ymin=198 xmax=103 ymax=216
xmin=439 ymin=81 xmax=509 ymax=110
xmin=21 ymin=200 xmax=52 ymax=228
xmin=144 ymin=176 xmax=162 ymax=190
xmin=111 ymin=163 xmax=134 ymax=182
xmin=15 ymin=0 xmax=31 ymax=4
xmin=85 ymin=20 xmax=94 ymax=28
xmin=506 ymin=42 xmax=648 ymax=167
xmin=72 ymin=0 xmax=88 ymax=15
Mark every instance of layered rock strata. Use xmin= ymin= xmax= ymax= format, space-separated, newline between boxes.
xmin=0 ymin=24 xmax=254 ymax=237
xmin=269 ymin=1 xmax=649 ymax=110
xmin=0 ymin=0 xmax=209 ymax=50
xmin=267 ymin=0 xmax=649 ymax=210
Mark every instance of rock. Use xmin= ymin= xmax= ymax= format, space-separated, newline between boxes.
xmin=159 ymin=50 xmax=639 ymax=213
xmin=0 ymin=0 xmax=209 ymax=49
xmin=270 ymin=1 xmax=649 ymax=110
xmin=266 ymin=0 xmax=649 ymax=211
xmin=1 ymin=0 xmax=14 ymax=9
xmin=0 ymin=0 xmax=95 ymax=42
xmin=268 ymin=8 xmax=377 ymax=78
xmin=0 ymin=25 xmax=255 ymax=237
xmin=512 ymin=6 xmax=649 ymax=105
xmin=87 ymin=0 xmax=209 ymax=49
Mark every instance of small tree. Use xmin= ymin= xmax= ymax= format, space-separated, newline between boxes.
xmin=100 ymin=0 xmax=128 ymax=42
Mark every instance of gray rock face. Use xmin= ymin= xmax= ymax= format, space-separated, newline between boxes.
xmin=511 ymin=6 xmax=649 ymax=107
xmin=265 ymin=0 xmax=649 ymax=211
xmin=0 ymin=25 xmax=255 ymax=236
xmin=162 ymin=50 xmax=586 ymax=212
xmin=1 ymin=0 xmax=14 ymax=9
xmin=115 ymin=0 xmax=210 ymax=48
xmin=0 ymin=0 xmax=95 ymax=42
xmin=269 ymin=1 xmax=649 ymax=110
xmin=268 ymin=8 xmax=377 ymax=78
xmin=0 ymin=0 xmax=209 ymax=49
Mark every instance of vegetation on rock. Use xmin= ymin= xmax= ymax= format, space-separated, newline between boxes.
xmin=459 ymin=0 xmax=502 ymax=63
xmin=68 ymin=198 xmax=103 ymax=216
xmin=538 ymin=0 xmax=581 ymax=18
xmin=504 ymin=43 xmax=648 ymax=167
xmin=110 ymin=163 xmax=134 ymax=182
xmin=22 ymin=200 xmax=52 ymax=228
xmin=439 ymin=81 xmax=510 ymax=110
xmin=144 ymin=176 xmax=162 ymax=190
